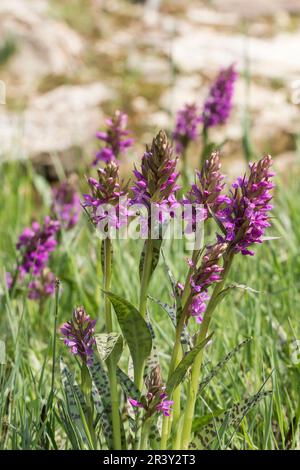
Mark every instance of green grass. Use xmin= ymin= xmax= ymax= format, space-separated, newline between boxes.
xmin=0 ymin=158 xmax=299 ymax=450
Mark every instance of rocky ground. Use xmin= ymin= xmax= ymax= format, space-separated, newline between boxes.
xmin=0 ymin=0 xmax=299 ymax=177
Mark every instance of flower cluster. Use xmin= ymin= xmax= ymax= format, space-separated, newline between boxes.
xmin=218 ymin=155 xmax=274 ymax=256
xmin=83 ymin=161 xmax=128 ymax=229
xmin=6 ymin=216 xmax=60 ymax=300
xmin=28 ymin=269 xmax=56 ymax=300
xmin=187 ymin=151 xmax=229 ymax=222
xmin=60 ymin=306 xmax=96 ymax=366
xmin=51 ymin=179 xmax=81 ymax=230
xmin=173 ymin=104 xmax=201 ymax=154
xmin=16 ymin=216 xmax=60 ymax=277
xmin=131 ymin=130 xmax=180 ymax=210
xmin=201 ymin=65 xmax=238 ymax=129
xmin=189 ymin=243 xmax=227 ymax=323
xmin=129 ymin=365 xmax=173 ymax=418
xmin=93 ymin=110 xmax=133 ymax=165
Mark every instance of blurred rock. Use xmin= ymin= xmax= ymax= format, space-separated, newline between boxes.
xmin=0 ymin=0 xmax=84 ymax=97
xmin=172 ymin=28 xmax=300 ymax=81
xmin=0 ymin=83 xmax=114 ymax=167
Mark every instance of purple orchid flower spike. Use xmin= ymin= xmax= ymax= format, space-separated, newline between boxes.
xmin=202 ymin=64 xmax=238 ymax=129
xmin=93 ymin=110 xmax=133 ymax=165
xmin=173 ymin=103 xmax=201 ymax=154
xmin=60 ymin=306 xmax=97 ymax=366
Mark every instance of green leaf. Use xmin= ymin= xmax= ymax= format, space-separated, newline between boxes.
xmin=104 ymin=291 xmax=152 ymax=374
xmin=161 ymin=251 xmax=183 ymax=323
xmin=95 ymin=333 xmax=123 ymax=364
xmin=199 ymin=338 xmax=252 ymax=392
xmin=116 ymin=367 xmax=140 ymax=402
xmin=217 ymin=283 xmax=259 ymax=303
xmin=149 ymin=295 xmax=191 ymax=349
xmin=88 ymin=355 xmax=113 ymax=447
xmin=192 ymin=409 xmax=225 ymax=433
xmin=166 ymin=333 xmax=213 ymax=395
xmin=60 ymin=358 xmax=89 ymax=446
xmin=190 ymin=390 xmax=272 ymax=449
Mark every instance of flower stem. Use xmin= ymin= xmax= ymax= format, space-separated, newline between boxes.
xmin=160 ymin=297 xmax=191 ymax=449
xmin=50 ymin=279 xmax=60 ymax=398
xmin=139 ymin=238 xmax=153 ymax=320
xmin=180 ymin=253 xmax=233 ymax=449
xmin=103 ymin=237 xmax=122 ymax=450
xmin=135 ymin=239 xmax=153 ymax=391
xmin=139 ymin=418 xmax=151 ymax=450
xmin=200 ymin=126 xmax=209 ymax=169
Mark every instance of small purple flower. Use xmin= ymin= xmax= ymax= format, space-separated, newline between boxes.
xmin=60 ymin=306 xmax=96 ymax=366
xmin=83 ymin=161 xmax=128 ymax=229
xmin=28 ymin=269 xmax=56 ymax=300
xmin=218 ymin=155 xmax=274 ymax=256
xmin=51 ymin=180 xmax=81 ymax=230
xmin=128 ymin=398 xmax=143 ymax=410
xmin=189 ymin=243 xmax=227 ymax=322
xmin=131 ymin=130 xmax=180 ymax=211
xmin=201 ymin=64 xmax=238 ymax=129
xmin=16 ymin=216 xmax=60 ymax=278
xmin=189 ymin=291 xmax=210 ymax=324
xmin=93 ymin=110 xmax=133 ymax=165
xmin=186 ymin=151 xmax=230 ymax=225
xmin=173 ymin=103 xmax=201 ymax=153
xmin=156 ymin=392 xmax=174 ymax=417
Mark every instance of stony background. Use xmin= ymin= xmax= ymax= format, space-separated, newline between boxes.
xmin=0 ymin=0 xmax=299 ymax=177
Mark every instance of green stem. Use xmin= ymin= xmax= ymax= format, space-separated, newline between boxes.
xmin=160 ymin=297 xmax=191 ymax=449
xmin=103 ymin=237 xmax=122 ymax=450
xmin=135 ymin=239 xmax=153 ymax=391
xmin=200 ymin=126 xmax=209 ymax=169
xmin=181 ymin=253 xmax=234 ymax=449
xmin=139 ymin=419 xmax=151 ymax=450
xmin=139 ymin=239 xmax=153 ymax=320
xmin=181 ymin=149 xmax=189 ymax=191
xmin=51 ymin=279 xmax=60 ymax=398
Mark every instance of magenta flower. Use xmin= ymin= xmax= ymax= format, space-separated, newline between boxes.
xmin=28 ymin=269 xmax=56 ymax=300
xmin=218 ymin=155 xmax=274 ymax=256
xmin=93 ymin=110 xmax=133 ymax=165
xmin=51 ymin=180 xmax=81 ymax=230
xmin=189 ymin=243 xmax=227 ymax=322
xmin=60 ymin=306 xmax=96 ymax=366
xmin=131 ymin=130 xmax=180 ymax=211
xmin=186 ymin=151 xmax=230 ymax=223
xmin=128 ymin=365 xmax=174 ymax=418
xmin=83 ymin=161 xmax=128 ymax=229
xmin=173 ymin=103 xmax=201 ymax=153
xmin=16 ymin=216 xmax=60 ymax=278
xmin=156 ymin=393 xmax=174 ymax=417
xmin=201 ymin=64 xmax=238 ymax=129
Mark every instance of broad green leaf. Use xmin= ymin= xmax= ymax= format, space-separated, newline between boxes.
xmin=190 ymin=390 xmax=272 ymax=449
xmin=104 ymin=291 xmax=152 ymax=375
xmin=95 ymin=333 xmax=123 ymax=364
xmin=192 ymin=409 xmax=225 ymax=433
xmin=199 ymin=338 xmax=252 ymax=392
xmin=88 ymin=355 xmax=113 ymax=447
xmin=144 ymin=343 xmax=160 ymax=380
xmin=60 ymin=358 xmax=89 ymax=446
xmin=166 ymin=333 xmax=213 ymax=395
xmin=116 ymin=367 xmax=140 ymax=402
